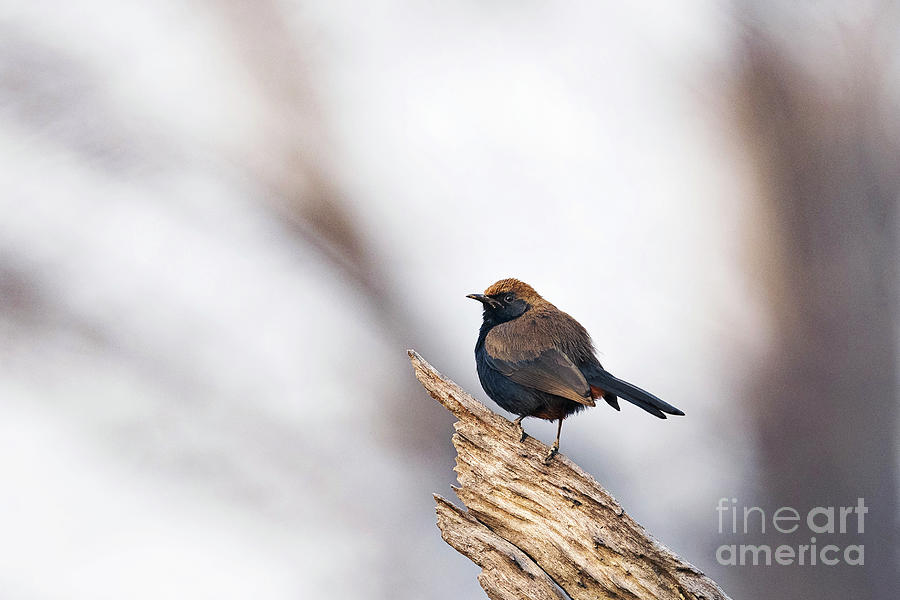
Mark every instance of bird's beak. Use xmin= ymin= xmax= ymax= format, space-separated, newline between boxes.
xmin=467 ymin=293 xmax=501 ymax=309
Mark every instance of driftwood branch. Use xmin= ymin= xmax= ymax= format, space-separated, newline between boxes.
xmin=410 ymin=349 xmax=730 ymax=600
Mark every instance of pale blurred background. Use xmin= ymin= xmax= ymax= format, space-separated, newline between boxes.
xmin=1 ymin=1 xmax=898 ymax=599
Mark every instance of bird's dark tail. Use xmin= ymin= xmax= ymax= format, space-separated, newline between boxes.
xmin=588 ymin=369 xmax=684 ymax=419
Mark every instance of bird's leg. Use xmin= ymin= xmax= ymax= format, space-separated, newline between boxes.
xmin=512 ymin=415 xmax=527 ymax=442
xmin=543 ymin=419 xmax=563 ymax=464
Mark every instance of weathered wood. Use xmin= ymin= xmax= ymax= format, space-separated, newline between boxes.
xmin=435 ymin=495 xmax=567 ymax=600
xmin=410 ymin=349 xmax=730 ymax=600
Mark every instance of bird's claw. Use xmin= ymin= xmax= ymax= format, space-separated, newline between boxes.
xmin=512 ymin=416 xmax=527 ymax=442
xmin=516 ymin=423 xmax=527 ymax=442
xmin=543 ymin=442 xmax=559 ymax=465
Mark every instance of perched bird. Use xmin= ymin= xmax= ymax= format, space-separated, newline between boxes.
xmin=467 ymin=278 xmax=684 ymax=462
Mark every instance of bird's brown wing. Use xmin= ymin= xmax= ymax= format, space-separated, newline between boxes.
xmin=485 ymin=346 xmax=595 ymax=407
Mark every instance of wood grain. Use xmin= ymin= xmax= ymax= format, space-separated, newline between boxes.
xmin=410 ymin=349 xmax=730 ymax=600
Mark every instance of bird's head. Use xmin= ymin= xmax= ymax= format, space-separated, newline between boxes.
xmin=467 ymin=278 xmax=542 ymax=324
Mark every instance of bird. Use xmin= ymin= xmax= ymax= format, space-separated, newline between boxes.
xmin=467 ymin=278 xmax=684 ymax=463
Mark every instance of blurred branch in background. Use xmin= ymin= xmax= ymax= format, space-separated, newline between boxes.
xmin=213 ymin=0 xmax=394 ymax=317
xmin=211 ymin=0 xmax=451 ymax=459
xmin=735 ymin=2 xmax=900 ymax=598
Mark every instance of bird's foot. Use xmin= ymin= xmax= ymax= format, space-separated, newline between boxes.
xmin=512 ymin=416 xmax=527 ymax=442
xmin=543 ymin=442 xmax=559 ymax=465
xmin=516 ymin=423 xmax=527 ymax=442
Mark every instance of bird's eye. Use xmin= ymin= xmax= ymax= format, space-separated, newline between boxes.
xmin=505 ymin=295 xmax=514 ymax=302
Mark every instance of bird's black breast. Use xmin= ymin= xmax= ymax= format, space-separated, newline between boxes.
xmin=475 ymin=343 xmax=547 ymax=416
xmin=474 ymin=321 xmax=587 ymax=419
